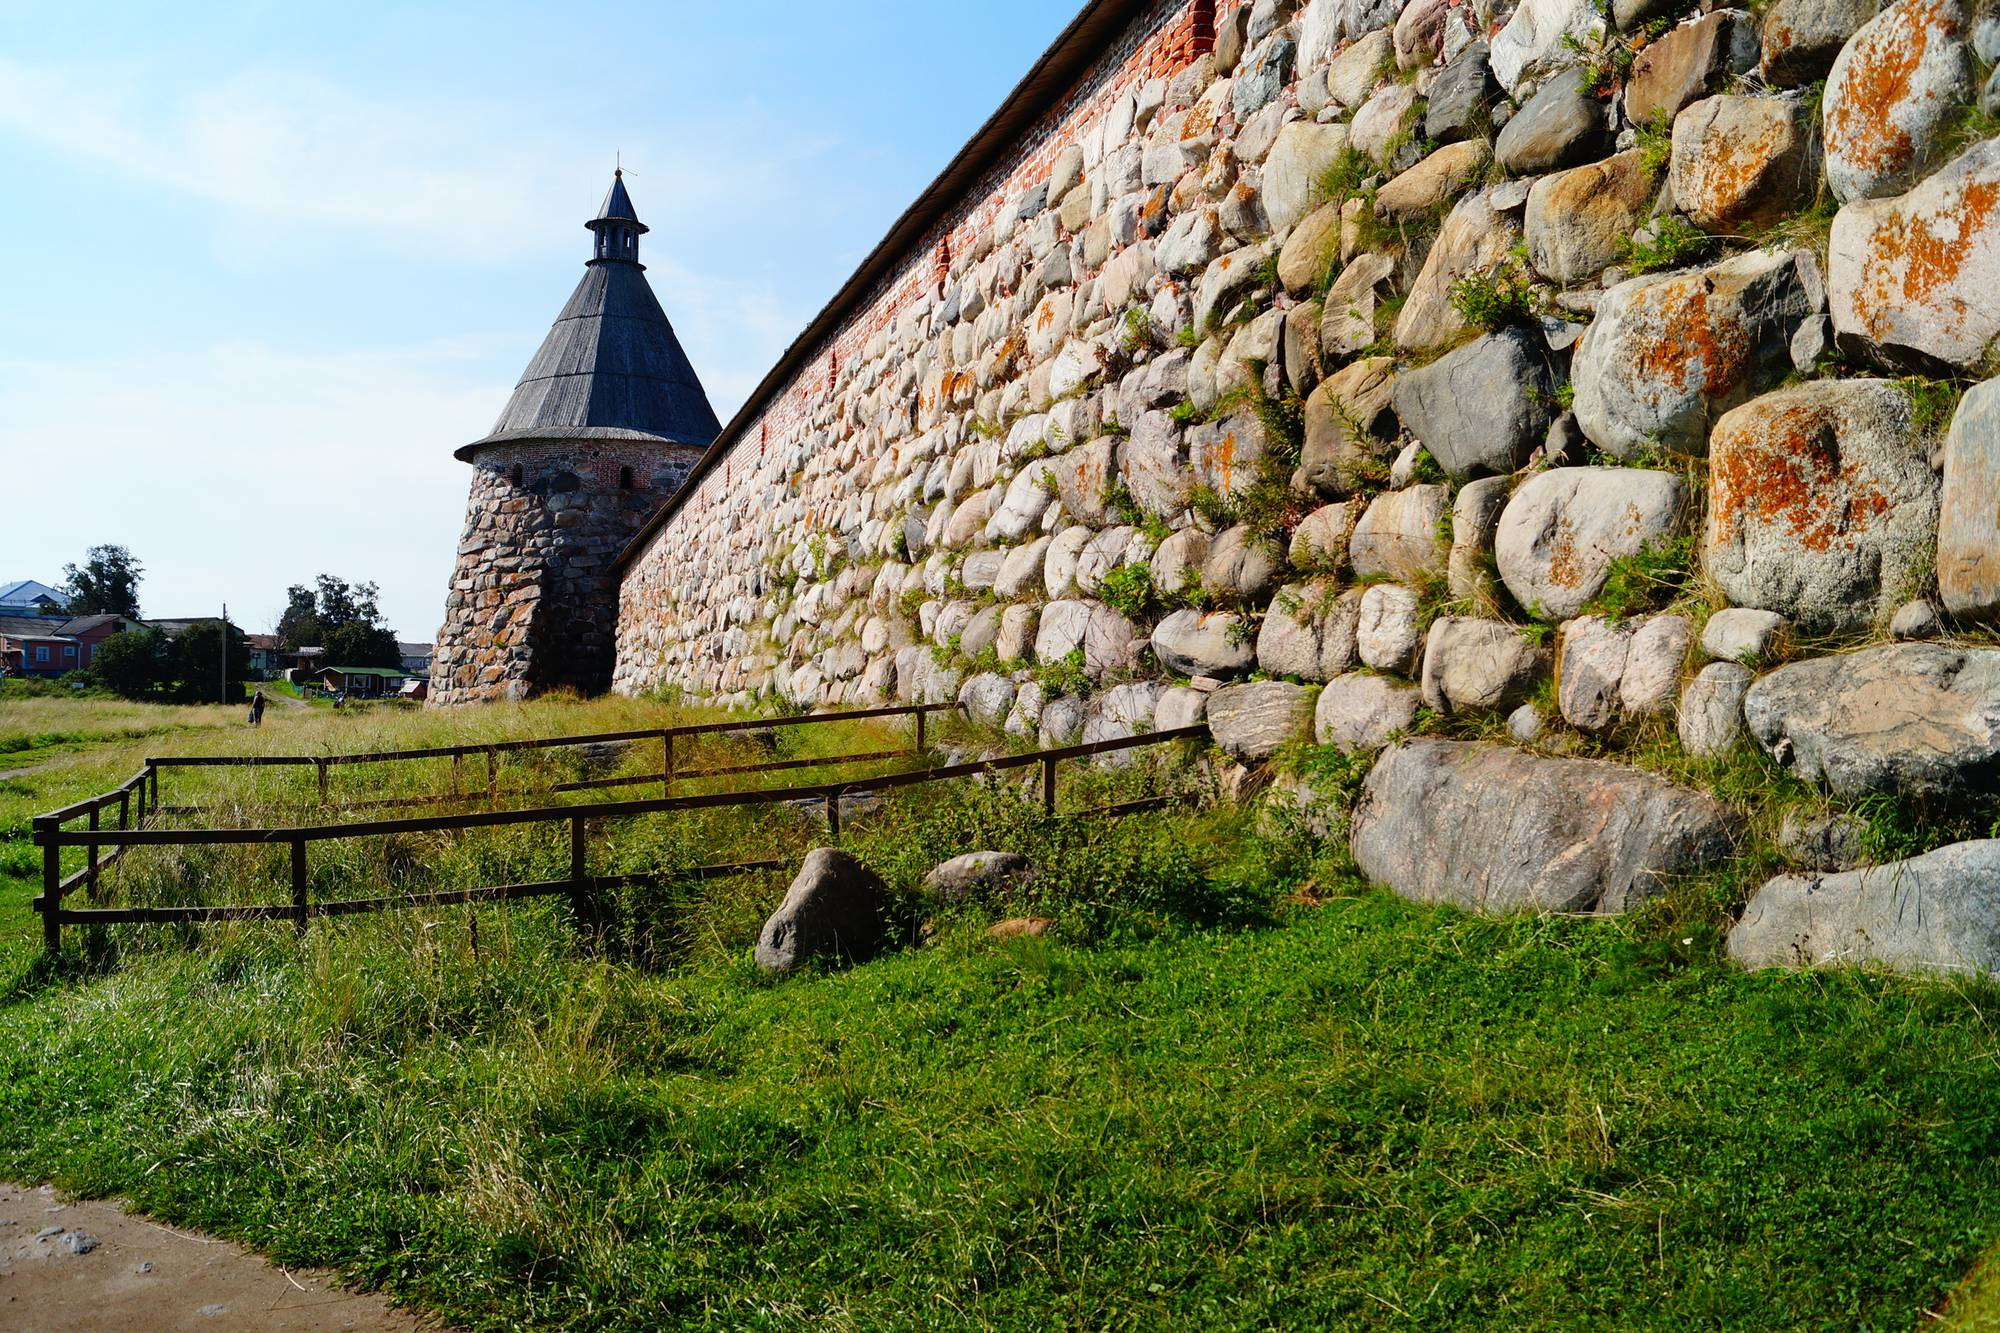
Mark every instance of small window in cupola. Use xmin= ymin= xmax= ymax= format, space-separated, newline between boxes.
xmin=619 ymin=466 xmax=634 ymax=490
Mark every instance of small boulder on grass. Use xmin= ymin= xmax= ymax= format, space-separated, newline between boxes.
xmin=755 ymin=848 xmax=888 ymax=973
xmin=986 ymin=918 xmax=1054 ymax=941
xmin=922 ymin=851 xmax=1033 ymax=904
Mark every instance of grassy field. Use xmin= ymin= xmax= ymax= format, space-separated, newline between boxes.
xmin=0 ymin=696 xmax=1998 ymax=1329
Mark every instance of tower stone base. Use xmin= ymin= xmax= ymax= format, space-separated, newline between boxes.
xmin=431 ymin=439 xmax=699 ymax=705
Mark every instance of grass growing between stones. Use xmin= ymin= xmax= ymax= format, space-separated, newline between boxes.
xmin=3 ymin=700 xmax=2000 ymax=1329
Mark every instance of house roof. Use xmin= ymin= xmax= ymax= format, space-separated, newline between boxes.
xmin=321 ymin=665 xmax=408 ymax=679
xmin=55 ymin=614 xmax=131 ymax=637
xmin=459 ymin=176 xmax=721 ymax=461
xmin=246 ymin=634 xmax=281 ymax=650
xmin=0 ymin=616 xmax=75 ymax=640
xmin=596 ymin=171 xmax=643 ymax=226
xmin=396 ymin=641 xmax=433 ymax=657
xmin=614 ymin=0 xmax=1154 ymax=571
xmin=0 ymin=580 xmax=66 ymax=608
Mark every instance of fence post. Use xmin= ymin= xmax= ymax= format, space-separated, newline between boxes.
xmin=34 ymin=816 xmax=59 ymax=955
xmin=315 ymin=759 xmax=330 ymax=803
xmin=452 ymin=751 xmax=464 ymax=799
xmin=291 ymin=838 xmax=309 ymax=936
xmin=825 ymin=793 xmax=842 ymax=841
xmin=119 ymin=790 xmax=130 ymax=833
xmin=86 ymin=805 xmax=100 ymax=901
xmin=915 ymin=708 xmax=927 ymax=756
xmin=662 ymin=731 xmax=676 ymax=797
xmin=1042 ymin=755 xmax=1058 ymax=815
xmin=486 ymin=747 xmax=499 ymax=805
xmin=149 ymin=762 xmax=159 ymax=807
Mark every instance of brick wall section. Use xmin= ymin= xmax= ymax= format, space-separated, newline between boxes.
xmin=614 ymin=0 xmax=1248 ymax=699
xmin=435 ymin=439 xmax=703 ymax=704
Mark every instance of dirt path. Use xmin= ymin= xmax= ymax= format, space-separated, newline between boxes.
xmin=0 ymin=1183 xmax=433 ymax=1331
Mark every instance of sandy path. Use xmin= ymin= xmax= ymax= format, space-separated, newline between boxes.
xmin=0 ymin=1183 xmax=434 ymax=1331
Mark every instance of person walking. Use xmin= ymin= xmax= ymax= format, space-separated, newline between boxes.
xmin=249 ymin=689 xmax=266 ymax=727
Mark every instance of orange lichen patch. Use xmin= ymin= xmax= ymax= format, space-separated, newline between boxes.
xmin=1849 ymin=176 xmax=2000 ymax=342
xmin=1824 ymin=0 xmax=1955 ymax=177
xmin=1710 ymin=400 xmax=1892 ymax=552
xmin=1545 ymin=516 xmax=1584 ymax=591
xmin=1205 ymin=426 xmax=1240 ymax=492
xmin=1681 ymin=113 xmax=1796 ymax=231
xmin=1629 ymin=277 xmax=1754 ymax=399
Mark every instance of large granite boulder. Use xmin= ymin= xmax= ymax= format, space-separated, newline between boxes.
xmin=1391 ymin=327 xmax=1559 ymax=481
xmin=923 ymin=851 xmax=1032 ymax=904
xmin=1420 ymin=617 xmax=1551 ymax=714
xmin=1351 ymin=740 xmax=1740 ymax=913
xmin=1705 ymin=380 xmax=1939 ymax=632
xmin=1395 ymin=190 xmax=1521 ymax=352
xmin=1743 ymin=644 xmax=2000 ymax=796
xmin=1259 ymin=583 xmax=1365 ymax=680
xmin=1679 ymin=661 xmax=1754 ymax=757
xmin=1829 ymin=139 xmax=2000 ymax=373
xmin=755 ymin=849 xmax=889 ymax=971
xmin=1761 ymin=0 xmax=1877 ymax=85
xmin=1208 ymin=680 xmax=1316 ymax=762
xmin=1351 ymin=485 xmax=1452 ymax=583
xmin=1939 ymin=378 xmax=2000 ymax=620
xmin=1730 ymin=840 xmax=2000 ymax=976
xmin=1491 ymin=0 xmax=1606 ymax=91
xmin=1823 ymin=0 xmax=1976 ymax=204
xmin=1154 ymin=609 xmax=1258 ymax=677
xmin=1427 ymin=43 xmax=1501 ymax=142
xmin=1264 ymin=121 xmax=1353 ymax=233
xmin=1627 ymin=9 xmax=1759 ymax=122
xmin=1495 ymin=467 xmax=1686 ymax=619
xmin=1572 ymin=248 xmax=1824 ymax=458
xmin=1298 ymin=355 xmax=1397 ymax=493
xmin=1316 ymin=672 xmax=1424 ymax=751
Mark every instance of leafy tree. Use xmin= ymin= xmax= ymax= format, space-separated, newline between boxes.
xmin=61 ymin=545 xmax=143 ymax=617
xmin=277 ymin=575 xmax=390 ymax=654
xmin=90 ymin=629 xmax=172 ymax=699
xmin=324 ymin=620 xmax=402 ymax=669
xmin=170 ymin=620 xmax=251 ymax=704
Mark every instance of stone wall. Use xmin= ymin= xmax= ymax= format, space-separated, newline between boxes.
xmin=434 ymin=439 xmax=701 ymax=704
xmin=614 ymin=0 xmax=2000 ymax=971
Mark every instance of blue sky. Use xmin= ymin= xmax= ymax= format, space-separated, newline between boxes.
xmin=0 ymin=0 xmax=1083 ymax=640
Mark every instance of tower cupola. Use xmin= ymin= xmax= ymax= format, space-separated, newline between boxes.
xmin=589 ymin=169 xmax=648 ymax=267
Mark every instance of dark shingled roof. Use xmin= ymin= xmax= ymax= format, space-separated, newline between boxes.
xmin=460 ymin=177 xmax=722 ymax=461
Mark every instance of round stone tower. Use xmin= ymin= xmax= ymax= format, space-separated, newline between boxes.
xmin=431 ymin=172 xmax=722 ymax=704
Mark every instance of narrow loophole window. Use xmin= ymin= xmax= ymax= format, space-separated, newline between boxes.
xmin=510 ymin=463 xmax=524 ymax=486
xmin=619 ymin=465 xmax=634 ymax=490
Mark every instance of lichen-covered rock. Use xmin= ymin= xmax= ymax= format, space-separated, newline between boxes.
xmin=1626 ymin=9 xmax=1759 ymax=122
xmin=1350 ymin=740 xmax=1739 ymax=913
xmin=1258 ymin=582 xmax=1364 ymax=679
xmin=1351 ymin=85 xmax=1424 ymax=164
xmin=1315 ymin=672 xmax=1423 ymax=751
xmin=1823 ymin=0 xmax=1975 ymax=203
xmin=1761 ymin=0 xmax=1878 ymax=85
xmin=1495 ymin=467 xmax=1686 ymax=619
xmin=1679 ymin=660 xmax=1753 ymax=756
xmin=1744 ymin=644 xmax=2000 ymax=796
xmin=1391 ymin=327 xmax=1559 ymax=480
xmin=1154 ymin=608 xmax=1258 ymax=677
xmin=1351 ymin=484 xmax=1452 ymax=583
xmin=1939 ymin=378 xmax=2000 ymax=620
xmin=1119 ymin=409 xmax=1187 ymax=516
xmin=1730 ymin=840 xmax=2000 ymax=975
xmin=1187 ymin=410 xmax=1268 ymax=501
xmin=1420 ymin=616 xmax=1550 ymax=714
xmin=1050 ymin=438 xmax=1117 ymax=527
xmin=1150 ymin=528 xmax=1212 ymax=597
xmin=1207 ymin=680 xmax=1316 ymax=762
xmin=1495 ymin=68 xmax=1610 ymax=176
xmin=1572 ymin=248 xmax=1825 ymax=457
xmin=1525 ymin=151 xmax=1655 ymax=285
xmin=1670 ymin=95 xmax=1819 ymax=234
xmin=755 ymin=849 xmax=888 ymax=972
xmin=1325 ymin=28 xmax=1395 ymax=108
xmin=1705 ymin=380 xmax=1939 ymax=632
xmin=1828 ymin=139 xmax=2000 ymax=373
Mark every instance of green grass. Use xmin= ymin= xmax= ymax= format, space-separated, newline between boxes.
xmin=2 ymin=700 xmax=1999 ymax=1330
